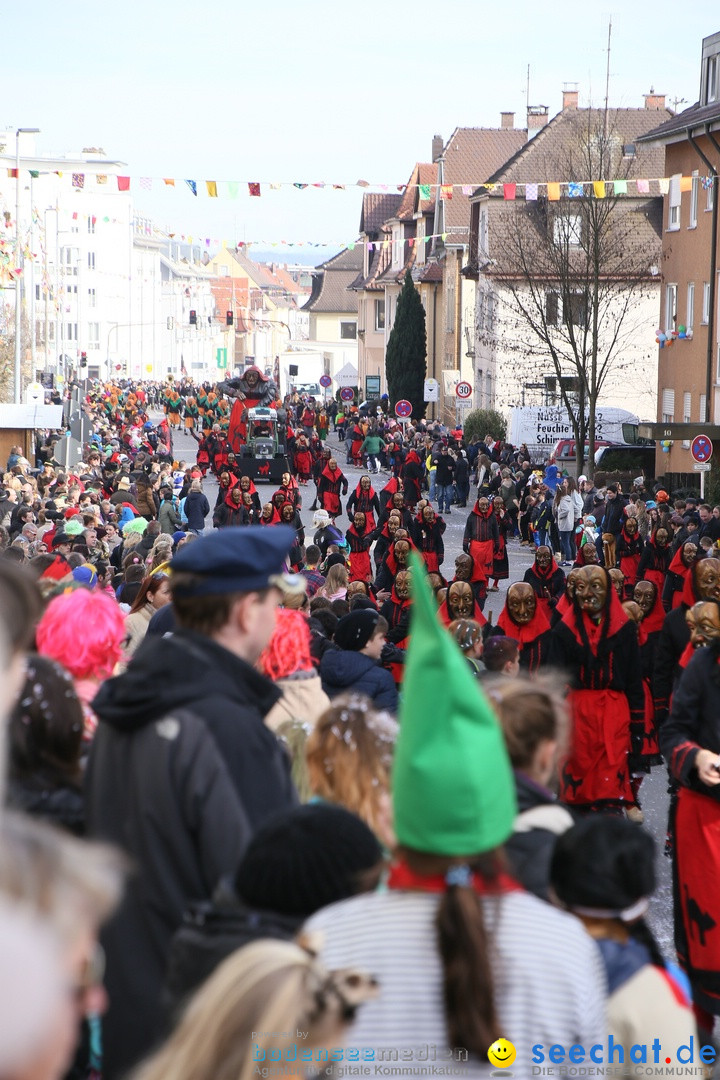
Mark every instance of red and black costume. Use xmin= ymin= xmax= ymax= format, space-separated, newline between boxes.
xmin=401 ymin=451 xmax=424 ymax=508
xmin=380 ymin=585 xmax=411 ymax=684
xmin=438 ymin=594 xmax=487 ymax=629
xmin=496 ymin=602 xmax=552 ymax=673
xmin=616 ymin=525 xmax=644 ymax=595
xmin=273 ymin=478 xmax=302 ymax=512
xmin=663 ymin=546 xmax=695 ymax=612
xmin=213 ymin=493 xmax=250 ymax=529
xmin=638 ymin=533 xmax=672 ymax=597
xmin=379 ymin=476 xmax=401 ymax=513
xmin=491 ymin=507 xmax=511 ymax=582
xmin=411 ymin=516 xmax=446 ymax=574
xmin=660 ymin=645 xmax=720 ymax=1016
xmin=631 ymin=589 xmax=666 ymax=781
xmin=317 ymin=464 xmax=348 ymax=518
xmin=652 ymin=564 xmax=705 ymax=727
xmin=550 ymin=581 xmax=644 ymax=811
xmin=523 ymin=555 xmax=565 ymax=616
xmin=294 ymin=439 xmax=313 ymax=483
xmin=237 ymin=477 xmax=261 ymax=515
xmin=345 ymin=521 xmax=374 ymax=583
xmin=463 ymin=500 xmax=500 ymax=583
xmin=346 ymin=481 xmax=380 ymax=530
xmin=350 ymin=423 xmax=364 ymax=467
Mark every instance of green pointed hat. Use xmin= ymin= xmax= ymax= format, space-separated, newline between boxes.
xmin=393 ymin=553 xmax=517 ymax=856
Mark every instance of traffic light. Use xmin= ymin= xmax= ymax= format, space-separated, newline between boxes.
xmin=80 ymin=352 xmax=87 ymax=366
xmin=226 ymin=310 xmax=233 ymax=326
xmin=189 ymin=310 xmax=197 ymax=325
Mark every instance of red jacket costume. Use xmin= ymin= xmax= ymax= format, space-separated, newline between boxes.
xmin=463 ymin=501 xmax=500 ymax=582
xmin=549 ymin=587 xmax=644 ymax=811
xmin=317 ymin=464 xmax=348 ymax=517
xmin=345 ymin=523 xmax=374 ymax=583
xmin=522 ymin=556 xmax=565 ymax=615
xmin=616 ymin=525 xmax=644 ymax=590
xmin=496 ymin=602 xmax=552 ymax=673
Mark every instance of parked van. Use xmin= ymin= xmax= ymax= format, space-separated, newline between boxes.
xmin=594 ymin=444 xmax=657 ymax=474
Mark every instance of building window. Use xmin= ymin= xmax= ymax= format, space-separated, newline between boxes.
xmin=622 ymin=144 xmax=636 ymax=158
xmin=668 ymin=175 xmax=681 ymax=229
xmin=553 ymin=214 xmax=582 ymax=247
xmin=700 ymin=394 xmax=707 ymax=422
xmin=88 ymin=288 xmax=96 ymax=308
xmin=705 ymin=54 xmax=718 ymax=105
xmin=87 ymin=322 xmax=100 ymax=347
xmin=374 ymin=299 xmax=385 ymax=331
xmin=687 ymin=282 xmax=695 ymax=329
xmin=340 ymin=321 xmax=357 ymax=340
xmin=87 ymin=217 xmax=95 ymax=234
xmin=665 ymin=284 xmax=678 ymax=333
xmin=35 ymin=284 xmax=41 ymax=301
xmin=479 ymin=208 xmax=489 ymax=257
xmin=47 ymin=323 xmax=55 ymax=342
xmin=683 ymin=391 xmax=692 ymax=423
xmin=445 ymin=281 xmax=455 ymax=332
xmin=65 ymin=323 xmax=77 ymax=341
xmin=545 ymin=291 xmax=559 ymax=326
xmin=661 ymin=388 xmax=674 ymax=422
xmin=703 ymin=282 xmax=711 ymax=324
xmin=87 ymin=252 xmax=95 ymax=271
xmin=566 ymin=292 xmax=587 ymax=328
xmin=690 ymin=173 xmax=699 ymax=228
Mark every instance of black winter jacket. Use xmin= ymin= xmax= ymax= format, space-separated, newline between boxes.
xmin=319 ymin=648 xmax=398 ymax=711
xmin=88 ymin=630 xmax=298 ymax=1078
xmin=660 ymin=645 xmax=720 ymax=799
xmin=504 ymin=771 xmax=575 ymax=901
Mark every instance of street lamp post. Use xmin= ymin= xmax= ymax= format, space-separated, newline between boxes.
xmin=14 ymin=127 xmax=40 ymax=402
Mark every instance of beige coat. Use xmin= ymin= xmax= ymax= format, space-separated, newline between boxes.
xmin=264 ymin=672 xmax=330 ymax=733
xmin=123 ymin=603 xmax=154 ymax=657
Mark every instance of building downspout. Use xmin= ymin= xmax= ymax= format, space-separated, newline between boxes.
xmin=687 ymin=127 xmax=719 ymax=423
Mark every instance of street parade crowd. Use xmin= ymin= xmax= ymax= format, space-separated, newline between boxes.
xmin=3 ymin=372 xmax=720 ymax=1079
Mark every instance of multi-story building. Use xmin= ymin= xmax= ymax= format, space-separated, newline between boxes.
xmin=302 ymin=247 xmax=363 ymax=387
xmin=465 ymin=90 xmax=671 ymax=423
xmin=637 ymin=30 xmax=720 ymax=480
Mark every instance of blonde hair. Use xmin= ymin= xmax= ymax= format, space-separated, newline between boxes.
xmin=320 ymin=563 xmax=348 ymax=597
xmin=0 ymin=812 xmax=125 ymax=945
xmin=132 ymin=940 xmax=375 ymax=1080
xmin=306 ymin=694 xmax=397 ymax=840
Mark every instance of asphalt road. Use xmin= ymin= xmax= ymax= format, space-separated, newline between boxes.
xmin=168 ymin=420 xmax=674 ymax=959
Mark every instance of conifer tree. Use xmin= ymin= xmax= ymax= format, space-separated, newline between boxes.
xmin=385 ymin=270 xmax=427 ymax=418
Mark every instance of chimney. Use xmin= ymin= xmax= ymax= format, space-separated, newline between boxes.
xmin=644 ymin=87 xmax=666 ymax=110
xmin=562 ymin=83 xmax=579 ymax=110
xmin=500 ymin=111 xmax=515 ymax=129
xmin=432 ymin=134 xmax=444 ymax=162
xmin=527 ymin=105 xmax=549 ymax=138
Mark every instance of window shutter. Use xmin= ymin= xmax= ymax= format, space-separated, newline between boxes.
xmin=662 ymin=389 xmax=675 ymax=417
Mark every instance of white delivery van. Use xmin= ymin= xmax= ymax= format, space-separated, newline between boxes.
xmin=507 ymin=406 xmax=641 ymax=462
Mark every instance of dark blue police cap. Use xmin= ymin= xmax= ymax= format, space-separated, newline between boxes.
xmin=171 ymin=525 xmax=296 ymax=597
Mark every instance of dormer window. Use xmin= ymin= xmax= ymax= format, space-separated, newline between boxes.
xmin=703 ymin=52 xmax=718 ymax=105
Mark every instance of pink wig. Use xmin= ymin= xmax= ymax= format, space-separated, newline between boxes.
xmin=36 ymin=588 xmax=126 ymax=680
xmin=258 ymin=608 xmax=314 ymax=681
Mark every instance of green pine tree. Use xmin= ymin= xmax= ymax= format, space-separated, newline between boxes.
xmin=385 ymin=270 xmax=427 ymax=419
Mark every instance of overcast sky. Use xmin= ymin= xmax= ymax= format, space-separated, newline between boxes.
xmin=4 ymin=1 xmax=715 ymax=253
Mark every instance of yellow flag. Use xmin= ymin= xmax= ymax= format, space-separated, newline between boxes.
xmin=680 ymin=176 xmax=692 ymax=193
xmin=593 ymin=181 xmax=606 ymax=199
xmin=206 ymin=180 xmax=218 ymax=198
xmin=547 ymin=182 xmax=561 ymax=201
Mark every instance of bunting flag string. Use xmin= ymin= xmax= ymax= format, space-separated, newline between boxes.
xmin=6 ymin=167 xmax=715 ymax=198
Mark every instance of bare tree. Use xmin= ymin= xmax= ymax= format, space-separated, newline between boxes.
xmin=485 ymin=110 xmax=660 ymax=477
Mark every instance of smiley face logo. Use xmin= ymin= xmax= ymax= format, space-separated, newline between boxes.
xmin=487 ymin=1039 xmax=516 ymax=1070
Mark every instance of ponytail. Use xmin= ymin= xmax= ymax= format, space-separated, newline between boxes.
xmin=436 ymin=878 xmax=500 ymax=1057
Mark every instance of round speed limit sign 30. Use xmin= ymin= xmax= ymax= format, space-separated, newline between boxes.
xmin=455 ymin=381 xmax=472 ymax=399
